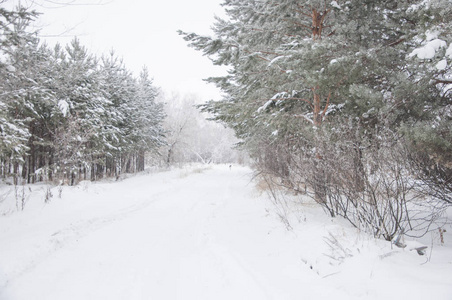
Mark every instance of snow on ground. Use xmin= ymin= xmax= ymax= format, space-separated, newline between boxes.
xmin=0 ymin=165 xmax=451 ymax=299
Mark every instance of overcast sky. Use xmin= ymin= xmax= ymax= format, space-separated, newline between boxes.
xmin=7 ymin=0 xmax=226 ymax=101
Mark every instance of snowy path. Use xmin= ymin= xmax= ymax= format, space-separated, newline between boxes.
xmin=1 ymin=165 xmax=451 ymax=299
xmin=0 ymin=166 xmax=289 ymax=299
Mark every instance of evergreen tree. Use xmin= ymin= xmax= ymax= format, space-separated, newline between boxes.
xmin=48 ymin=38 xmax=104 ymax=183
xmin=133 ymin=67 xmax=165 ymax=171
xmin=99 ymin=51 xmax=137 ymax=176
xmin=0 ymin=5 xmax=49 ymax=182
xmin=180 ymin=0 xmax=452 ymax=238
xmin=1 ymin=5 xmax=166 ymax=184
xmin=401 ymin=0 xmax=452 ymax=204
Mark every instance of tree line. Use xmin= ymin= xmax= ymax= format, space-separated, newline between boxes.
xmin=1 ymin=5 xmax=165 ymax=185
xmin=180 ymin=0 xmax=452 ymax=239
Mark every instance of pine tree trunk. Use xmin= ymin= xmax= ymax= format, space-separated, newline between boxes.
xmin=138 ymin=151 xmax=145 ymax=172
xmin=91 ymin=163 xmax=96 ymax=181
xmin=125 ymin=157 xmax=131 ymax=173
xmin=22 ymin=159 xmax=28 ymax=182
xmin=48 ymin=153 xmax=53 ymax=182
xmin=1 ymin=157 xmax=5 ymax=179
xmin=307 ymin=4 xmax=332 ymax=202
xmin=30 ymin=147 xmax=36 ymax=184
xmin=13 ymin=162 xmax=19 ymax=185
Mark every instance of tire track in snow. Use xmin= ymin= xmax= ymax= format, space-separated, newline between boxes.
xmin=175 ymin=168 xmax=273 ymax=299
xmin=0 ymin=193 xmax=168 ymax=292
xmin=1 ymin=166 xmax=274 ymax=299
xmin=0 ymin=169 xmax=192 ymax=293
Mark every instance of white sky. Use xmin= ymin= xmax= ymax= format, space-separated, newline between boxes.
xmin=7 ymin=0 xmax=226 ymax=101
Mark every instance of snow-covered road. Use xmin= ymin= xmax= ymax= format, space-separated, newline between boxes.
xmin=0 ymin=165 xmax=290 ymax=299
xmin=1 ymin=165 xmax=451 ymax=299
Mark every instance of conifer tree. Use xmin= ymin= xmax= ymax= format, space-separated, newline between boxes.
xmin=133 ymin=67 xmax=165 ymax=171
xmin=1 ymin=5 xmax=166 ymax=184
xmin=180 ymin=0 xmax=452 ymax=237
xmin=0 ymin=5 xmax=48 ymax=182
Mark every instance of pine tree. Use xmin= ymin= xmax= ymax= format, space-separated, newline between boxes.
xmin=180 ymin=0 xmax=452 ymax=238
xmin=48 ymin=38 xmax=105 ymax=183
xmin=400 ymin=0 xmax=452 ymax=204
xmin=98 ymin=51 xmax=136 ymax=176
xmin=1 ymin=5 xmax=167 ymax=184
xmin=180 ymin=0 xmax=411 ymax=179
xmin=0 ymin=5 xmax=49 ymax=182
xmin=133 ymin=67 xmax=165 ymax=171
